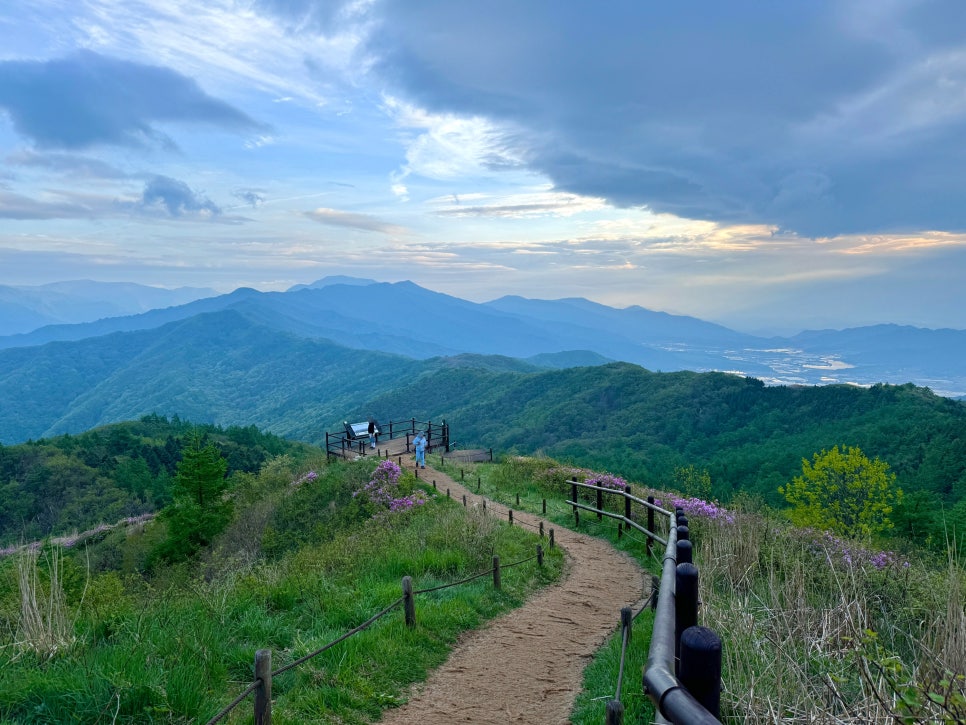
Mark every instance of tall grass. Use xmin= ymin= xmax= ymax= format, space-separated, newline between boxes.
xmin=14 ymin=546 xmax=82 ymax=659
xmin=695 ymin=507 xmax=966 ymax=723
xmin=458 ymin=455 xmax=966 ymax=724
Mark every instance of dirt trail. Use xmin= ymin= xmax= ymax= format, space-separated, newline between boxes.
xmin=380 ymin=462 xmax=648 ymax=724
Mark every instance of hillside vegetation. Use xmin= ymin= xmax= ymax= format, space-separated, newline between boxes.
xmin=5 ymin=355 xmax=966 ymax=552
xmin=0 ymin=441 xmax=561 ymax=722
xmin=371 ymin=363 xmax=966 ymax=548
xmin=0 ymin=416 xmax=311 ymax=548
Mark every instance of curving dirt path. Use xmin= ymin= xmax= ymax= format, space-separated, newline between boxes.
xmin=380 ymin=462 xmax=648 ymax=724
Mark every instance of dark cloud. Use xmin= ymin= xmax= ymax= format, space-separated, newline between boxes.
xmin=366 ymin=0 xmax=966 ymax=237
xmin=0 ymin=51 xmax=266 ymax=150
xmin=138 ymin=175 xmax=221 ymax=218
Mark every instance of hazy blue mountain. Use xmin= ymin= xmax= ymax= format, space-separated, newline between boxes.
xmin=286 ymin=275 xmax=378 ymax=291
xmin=485 ymin=295 xmax=755 ymax=346
xmin=0 ymin=287 xmax=261 ymax=350
xmin=0 ymin=278 xmax=964 ymax=396
xmin=0 ymin=280 xmax=216 ymax=336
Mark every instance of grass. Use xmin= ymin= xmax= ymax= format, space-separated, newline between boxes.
xmin=0 ymin=456 xmax=563 ymax=724
xmin=6 ymin=449 xmax=960 ymax=723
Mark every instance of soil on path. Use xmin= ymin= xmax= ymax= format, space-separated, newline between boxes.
xmin=380 ymin=461 xmax=648 ymax=724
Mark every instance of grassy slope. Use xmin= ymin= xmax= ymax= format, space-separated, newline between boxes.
xmin=0 ymin=457 xmax=563 ymax=724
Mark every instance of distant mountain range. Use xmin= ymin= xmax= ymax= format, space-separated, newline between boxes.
xmin=0 ymin=280 xmax=216 ymax=337
xmin=1 ymin=276 xmax=963 ymax=398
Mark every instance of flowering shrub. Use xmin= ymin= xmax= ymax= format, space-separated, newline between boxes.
xmin=795 ymin=528 xmax=910 ymax=571
xmin=354 ymin=460 xmax=428 ymax=513
xmin=585 ymin=473 xmax=629 ymax=491
xmin=671 ymin=496 xmax=735 ymax=524
xmin=536 ymin=465 xmax=594 ymax=488
xmin=291 ymin=470 xmax=318 ymax=487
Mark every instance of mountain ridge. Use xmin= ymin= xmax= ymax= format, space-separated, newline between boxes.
xmin=0 ymin=278 xmax=963 ymax=396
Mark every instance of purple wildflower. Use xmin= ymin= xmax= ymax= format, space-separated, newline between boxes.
xmin=585 ymin=473 xmax=629 ymax=491
xmin=671 ymin=496 xmax=735 ymax=524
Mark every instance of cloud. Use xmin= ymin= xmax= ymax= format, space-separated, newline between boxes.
xmin=5 ymin=150 xmax=131 ymax=180
xmin=0 ymin=50 xmax=266 ymax=150
xmin=136 ymin=176 xmax=222 ymax=218
xmin=0 ymin=190 xmax=94 ymax=220
xmin=431 ymin=190 xmax=606 ymax=219
xmin=363 ymin=1 xmax=966 ymax=237
xmin=305 ymin=207 xmax=406 ymax=234
xmin=233 ymin=188 xmax=266 ymax=208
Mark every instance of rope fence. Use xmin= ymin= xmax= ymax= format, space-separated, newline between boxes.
xmin=204 ymin=543 xmax=550 ymax=725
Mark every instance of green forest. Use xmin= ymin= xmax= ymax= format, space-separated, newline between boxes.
xmin=4 ymin=362 xmax=966 ymax=553
xmin=368 ymin=363 xmax=966 ymax=546
xmin=0 ymin=415 xmax=311 ymax=548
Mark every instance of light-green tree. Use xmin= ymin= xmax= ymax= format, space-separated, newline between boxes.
xmin=779 ymin=445 xmax=902 ymax=539
xmin=155 ymin=435 xmax=231 ymax=563
xmin=673 ymin=464 xmax=713 ymax=501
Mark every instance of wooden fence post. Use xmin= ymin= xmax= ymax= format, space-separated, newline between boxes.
xmin=677 ymin=538 xmax=693 ymax=564
xmin=402 ymin=576 xmax=416 ymax=628
xmin=605 ymin=699 xmax=624 ymax=724
xmin=542 ymin=498 xmax=547 ymax=515
xmin=537 ymin=544 xmax=544 ymax=567
xmin=463 ymin=494 xmax=467 ymax=507
xmin=492 ymin=556 xmax=501 ymax=590
xmin=508 ymin=509 xmax=514 ymax=525
xmin=621 ymin=606 xmax=632 ymax=643
xmin=539 ymin=521 xmax=544 ymax=538
xmin=516 ymin=492 xmax=520 ymax=506
xmin=675 ymin=563 xmax=700 ymax=672
xmin=254 ymin=649 xmax=272 ymax=725
xmin=646 ymin=496 xmax=655 ymax=556
xmin=596 ymin=487 xmax=603 ymax=520
xmin=574 ymin=508 xmax=580 ymax=528
xmin=679 ymin=626 xmax=723 ymax=718
xmin=571 ymin=481 xmax=578 ymax=513
xmin=549 ymin=528 xmax=555 ymax=549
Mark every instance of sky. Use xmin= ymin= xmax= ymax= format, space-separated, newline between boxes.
xmin=2 ymin=1 xmax=966 ymax=334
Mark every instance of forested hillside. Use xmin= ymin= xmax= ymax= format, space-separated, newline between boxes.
xmin=370 ymin=363 xmax=966 ymax=514
xmin=0 ymin=309 xmax=426 ymax=443
xmin=0 ymin=415 xmax=311 ymax=547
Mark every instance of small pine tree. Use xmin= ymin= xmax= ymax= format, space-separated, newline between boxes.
xmin=155 ymin=435 xmax=231 ymax=563
xmin=779 ymin=445 xmax=902 ymax=539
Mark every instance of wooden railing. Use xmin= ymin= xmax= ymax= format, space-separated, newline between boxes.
xmin=563 ymin=479 xmax=723 ymax=724
xmin=324 ymin=417 xmax=450 ymax=459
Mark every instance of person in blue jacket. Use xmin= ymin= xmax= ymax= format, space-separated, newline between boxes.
xmin=413 ymin=430 xmax=427 ymax=469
